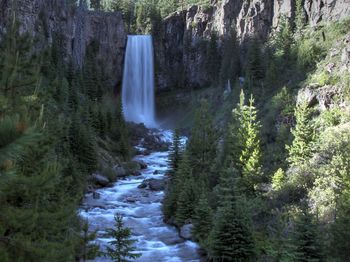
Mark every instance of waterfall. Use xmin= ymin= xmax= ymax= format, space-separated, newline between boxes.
xmin=122 ymin=35 xmax=156 ymax=128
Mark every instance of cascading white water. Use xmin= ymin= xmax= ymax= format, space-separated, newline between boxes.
xmin=122 ymin=35 xmax=156 ymax=127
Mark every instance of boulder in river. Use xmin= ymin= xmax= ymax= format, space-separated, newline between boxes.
xmin=138 ymin=178 xmax=167 ymax=191
xmin=180 ymin=224 xmax=194 ymax=240
xmin=91 ymin=173 xmax=109 ymax=187
xmin=113 ymin=165 xmax=127 ymax=178
xmin=93 ymin=191 xmax=101 ymax=199
xmin=136 ymin=160 xmax=148 ymax=169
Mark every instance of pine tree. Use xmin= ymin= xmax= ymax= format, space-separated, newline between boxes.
xmin=224 ymin=91 xmax=262 ymax=194
xmin=80 ymin=221 xmax=100 ymax=261
xmin=295 ymin=0 xmax=306 ymax=35
xmin=219 ymin=29 xmax=239 ymax=86
xmin=275 ymin=15 xmax=294 ymax=60
xmin=206 ymin=31 xmax=220 ymax=83
xmin=192 ymin=192 xmax=212 ymax=245
xmin=68 ymin=113 xmax=98 ymax=173
xmin=293 ymin=208 xmax=323 ymax=261
xmin=105 ymin=214 xmax=141 ymax=262
xmin=287 ymin=102 xmax=314 ymax=166
xmin=331 ymin=195 xmax=350 ymax=260
xmin=245 ymin=38 xmax=264 ymax=88
xmin=163 ymin=150 xmax=192 ymax=220
xmin=239 ymin=95 xmax=263 ymax=193
xmin=168 ymin=129 xmax=182 ymax=173
xmin=175 ymin=177 xmax=197 ymax=225
xmin=272 ymin=168 xmax=286 ymax=191
xmin=222 ymin=92 xmax=245 ymax=170
xmin=188 ymin=100 xmax=216 ymax=178
xmin=0 ymin=14 xmax=39 ymax=112
xmin=209 ymin=169 xmax=255 ymax=261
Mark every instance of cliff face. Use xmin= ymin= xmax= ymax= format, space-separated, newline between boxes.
xmin=0 ymin=0 xmax=126 ymax=86
xmin=155 ymin=0 xmax=350 ymax=91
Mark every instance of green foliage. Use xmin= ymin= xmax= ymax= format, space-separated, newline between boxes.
xmin=188 ymin=100 xmax=216 ymax=179
xmin=224 ymin=90 xmax=263 ymax=194
xmin=0 ymin=14 xmax=39 ymax=114
xmin=209 ymin=170 xmax=255 ymax=261
xmin=192 ymin=192 xmax=212 ymax=246
xmin=168 ymin=129 xmax=182 ymax=173
xmin=295 ymin=0 xmax=306 ymax=35
xmin=287 ymin=102 xmax=315 ymax=166
xmin=206 ymin=31 xmax=220 ymax=84
xmin=80 ymin=221 xmax=100 ymax=261
xmin=219 ymin=30 xmax=239 ymax=86
xmin=272 ymin=168 xmax=286 ymax=191
xmin=163 ymin=151 xmax=192 ymax=220
xmin=274 ymin=16 xmax=294 ymax=60
xmin=0 ymin=15 xmax=131 ymax=261
xmin=245 ymin=38 xmax=264 ymax=91
xmin=293 ymin=208 xmax=323 ymax=261
xmin=175 ymin=177 xmax=197 ymax=225
xmin=105 ymin=214 xmax=141 ymax=262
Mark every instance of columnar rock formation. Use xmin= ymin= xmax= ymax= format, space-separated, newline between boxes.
xmin=0 ymin=0 xmax=126 ymax=85
xmin=155 ymin=0 xmax=350 ymax=91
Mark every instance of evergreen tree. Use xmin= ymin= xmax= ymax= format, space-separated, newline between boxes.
xmin=272 ymin=168 xmax=286 ymax=191
xmin=105 ymin=214 xmax=141 ymax=262
xmin=287 ymin=102 xmax=314 ymax=166
xmin=80 ymin=221 xmax=100 ymax=262
xmin=192 ymin=191 xmax=212 ymax=245
xmin=293 ymin=208 xmax=323 ymax=261
xmin=275 ymin=15 xmax=294 ymax=60
xmin=331 ymin=195 xmax=350 ymax=260
xmin=188 ymin=100 xmax=216 ymax=179
xmin=224 ymin=91 xmax=262 ymax=194
xmin=209 ymin=169 xmax=255 ymax=261
xmin=240 ymin=95 xmax=263 ymax=193
xmin=295 ymin=0 xmax=306 ymax=35
xmin=175 ymin=177 xmax=197 ymax=225
xmin=219 ymin=30 xmax=239 ymax=86
xmin=206 ymin=31 xmax=221 ymax=83
xmin=163 ymin=150 xmax=192 ymax=220
xmin=222 ymin=92 xmax=245 ymax=170
xmin=168 ymin=129 xmax=182 ymax=173
xmin=0 ymin=14 xmax=39 ymax=112
xmin=245 ymin=38 xmax=264 ymax=91
xmin=68 ymin=113 xmax=98 ymax=173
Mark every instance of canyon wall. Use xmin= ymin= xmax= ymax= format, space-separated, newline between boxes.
xmin=155 ymin=0 xmax=350 ymax=91
xmin=0 ymin=0 xmax=126 ymax=86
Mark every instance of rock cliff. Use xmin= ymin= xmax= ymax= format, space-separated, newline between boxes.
xmin=155 ymin=0 xmax=350 ymax=91
xmin=0 ymin=0 xmax=126 ymax=86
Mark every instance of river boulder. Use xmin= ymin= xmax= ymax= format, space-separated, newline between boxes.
xmin=113 ymin=165 xmax=127 ymax=178
xmin=136 ymin=160 xmax=148 ymax=169
xmin=91 ymin=174 xmax=109 ymax=187
xmin=138 ymin=178 xmax=167 ymax=191
xmin=179 ymin=224 xmax=194 ymax=240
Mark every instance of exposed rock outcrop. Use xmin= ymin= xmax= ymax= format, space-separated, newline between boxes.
xmin=155 ymin=0 xmax=350 ymax=91
xmin=0 ymin=0 xmax=126 ymax=85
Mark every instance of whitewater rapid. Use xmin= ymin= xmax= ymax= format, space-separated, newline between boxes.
xmin=80 ymin=130 xmax=200 ymax=262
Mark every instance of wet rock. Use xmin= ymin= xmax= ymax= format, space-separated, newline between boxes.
xmin=91 ymin=174 xmax=109 ymax=187
xmin=138 ymin=178 xmax=167 ymax=191
xmin=136 ymin=160 xmax=148 ymax=169
xmin=86 ymin=185 xmax=94 ymax=193
xmin=126 ymin=197 xmax=137 ymax=203
xmin=131 ymin=170 xmax=142 ymax=176
xmin=153 ymin=170 xmax=161 ymax=175
xmin=93 ymin=191 xmax=101 ymax=199
xmin=113 ymin=166 xmax=127 ymax=178
xmin=180 ymin=224 xmax=194 ymax=240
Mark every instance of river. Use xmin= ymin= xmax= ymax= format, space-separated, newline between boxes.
xmin=80 ymin=130 xmax=200 ymax=262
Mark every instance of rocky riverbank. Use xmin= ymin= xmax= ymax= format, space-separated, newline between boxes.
xmin=80 ymin=129 xmax=201 ymax=262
